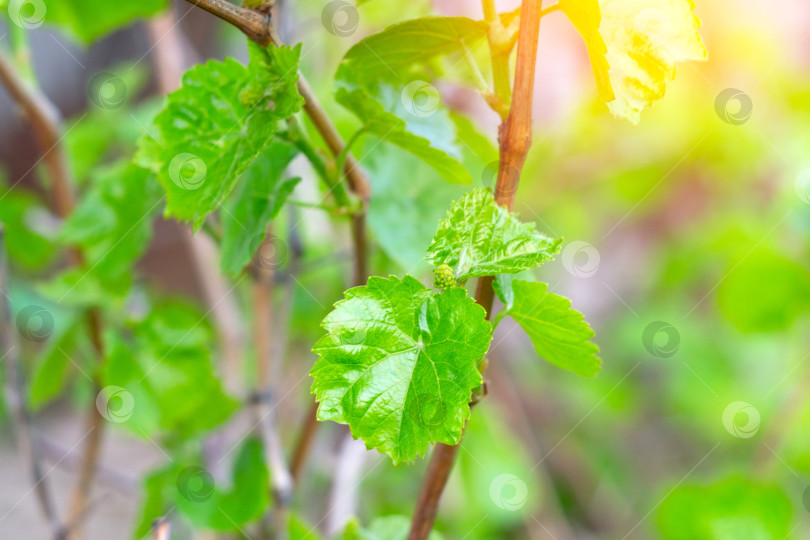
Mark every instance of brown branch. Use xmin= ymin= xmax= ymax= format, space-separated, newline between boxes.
xmin=0 ymin=226 xmax=63 ymax=538
xmin=184 ymin=0 xmax=272 ymax=45
xmin=0 ymin=49 xmax=109 ymax=540
xmin=407 ymin=1 xmax=544 ymax=538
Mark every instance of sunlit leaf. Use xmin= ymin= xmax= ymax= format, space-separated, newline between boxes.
xmin=426 ymin=189 xmax=561 ymax=280
xmin=560 ymin=0 xmax=707 ymax=124
xmin=336 ymin=87 xmax=472 ymax=185
xmin=311 ymin=275 xmax=491 ymax=463
xmin=336 ymin=17 xmax=489 ymax=86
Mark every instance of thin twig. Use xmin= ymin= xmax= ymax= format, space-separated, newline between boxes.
xmin=407 ymin=1 xmax=545 ymax=538
xmin=0 ymin=226 xmax=63 ymax=538
xmin=0 ymin=48 xmax=107 ymax=540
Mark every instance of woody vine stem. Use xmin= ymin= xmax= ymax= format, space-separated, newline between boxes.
xmin=407 ymin=0 xmax=543 ymax=537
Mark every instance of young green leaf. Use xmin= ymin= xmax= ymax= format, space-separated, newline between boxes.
xmin=220 ymin=140 xmax=300 ymax=276
xmin=37 ymin=0 xmax=168 ymax=43
xmin=28 ymin=315 xmax=88 ymax=410
xmin=336 ymin=17 xmax=489 ymax=86
xmin=176 ymin=437 xmax=271 ymax=531
xmin=426 ymin=189 xmax=562 ymax=280
xmin=311 ymin=275 xmax=491 ymax=463
xmin=495 ymin=279 xmax=601 ymax=377
xmin=138 ymin=43 xmax=303 ymax=229
xmin=0 ymin=181 xmax=56 ymax=270
xmin=60 ymin=163 xmax=162 ymax=296
xmin=102 ymin=301 xmax=238 ymax=439
xmin=336 ymin=87 xmax=472 ymax=185
xmin=559 ymin=0 xmax=707 ymax=124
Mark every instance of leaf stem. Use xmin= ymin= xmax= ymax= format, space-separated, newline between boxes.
xmin=407 ymin=1 xmax=545 ymax=538
xmin=482 ymin=0 xmax=513 ymax=118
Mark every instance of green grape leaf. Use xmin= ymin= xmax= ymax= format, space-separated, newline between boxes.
xmin=426 ymin=189 xmax=562 ymax=280
xmin=60 ymin=163 xmax=162 ymax=296
xmin=0 ymin=181 xmax=56 ymax=270
xmin=336 ymin=17 xmax=489 ymax=86
xmin=559 ymin=0 xmax=707 ymax=124
xmin=343 ymin=516 xmax=444 ymax=540
xmin=220 ymin=139 xmax=300 ymax=276
xmin=365 ymin=145 xmax=467 ymax=272
xmin=311 ymin=275 xmax=491 ymax=463
xmin=336 ymin=87 xmax=471 ymax=185
xmin=495 ymin=280 xmax=601 ymax=377
xmin=138 ymin=43 xmax=303 ymax=229
xmin=133 ymin=439 xmax=270 ymax=536
xmin=102 ymin=301 xmax=238 ymax=440
xmin=31 ymin=0 xmax=168 ymax=43
xmin=177 ymin=437 xmax=271 ymax=531
xmin=29 ymin=315 xmax=88 ymax=409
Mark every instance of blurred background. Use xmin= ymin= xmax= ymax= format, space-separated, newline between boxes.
xmin=1 ymin=0 xmax=809 ymax=538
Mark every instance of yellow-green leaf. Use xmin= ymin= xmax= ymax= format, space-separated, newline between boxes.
xmin=560 ymin=0 xmax=707 ymax=124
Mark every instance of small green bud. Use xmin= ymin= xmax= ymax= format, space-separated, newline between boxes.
xmin=433 ymin=264 xmax=456 ymax=289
